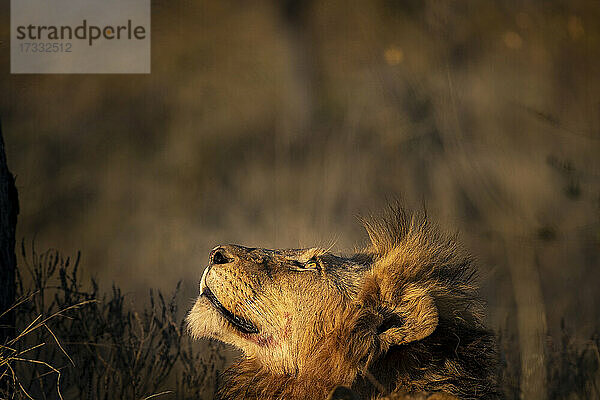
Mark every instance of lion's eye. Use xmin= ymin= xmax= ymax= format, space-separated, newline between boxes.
xmin=304 ymin=257 xmax=321 ymax=271
xmin=291 ymin=258 xmax=320 ymax=271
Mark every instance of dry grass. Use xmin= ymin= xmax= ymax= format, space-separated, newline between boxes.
xmin=0 ymin=294 xmax=93 ymax=400
xmin=1 ymin=246 xmax=227 ymax=400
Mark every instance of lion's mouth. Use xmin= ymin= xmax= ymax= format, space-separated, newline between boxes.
xmin=202 ymin=288 xmax=259 ymax=334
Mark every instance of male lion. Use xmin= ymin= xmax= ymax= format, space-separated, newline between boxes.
xmin=187 ymin=208 xmax=498 ymax=399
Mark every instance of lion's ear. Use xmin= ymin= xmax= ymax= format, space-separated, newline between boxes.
xmin=377 ymin=284 xmax=438 ymax=349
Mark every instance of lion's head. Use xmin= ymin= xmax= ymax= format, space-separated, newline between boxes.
xmin=187 ymin=208 xmax=497 ymax=399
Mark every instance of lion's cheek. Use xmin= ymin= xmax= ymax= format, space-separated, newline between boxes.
xmin=239 ymin=332 xmax=276 ymax=348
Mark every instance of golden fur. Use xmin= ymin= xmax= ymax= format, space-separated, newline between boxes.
xmin=187 ymin=207 xmax=498 ymax=399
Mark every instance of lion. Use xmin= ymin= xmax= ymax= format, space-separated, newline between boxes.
xmin=187 ymin=207 xmax=498 ymax=399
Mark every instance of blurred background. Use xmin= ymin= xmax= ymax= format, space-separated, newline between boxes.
xmin=0 ymin=0 xmax=598 ymax=356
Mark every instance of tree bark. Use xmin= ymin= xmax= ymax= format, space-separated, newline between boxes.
xmin=0 ymin=119 xmax=19 ymax=344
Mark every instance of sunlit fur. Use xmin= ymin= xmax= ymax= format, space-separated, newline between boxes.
xmin=187 ymin=207 xmax=498 ymax=399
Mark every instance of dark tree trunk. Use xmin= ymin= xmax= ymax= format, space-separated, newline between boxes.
xmin=0 ymin=119 xmax=19 ymax=344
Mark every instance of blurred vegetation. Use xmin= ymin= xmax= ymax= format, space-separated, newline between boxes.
xmin=498 ymin=322 xmax=600 ymax=399
xmin=0 ymin=0 xmax=598 ymax=397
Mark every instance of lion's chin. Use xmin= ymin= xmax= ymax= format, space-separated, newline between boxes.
xmin=186 ymin=295 xmax=229 ymax=340
xmin=187 ymin=295 xmax=259 ymax=340
xmin=187 ymin=296 xmax=278 ymax=353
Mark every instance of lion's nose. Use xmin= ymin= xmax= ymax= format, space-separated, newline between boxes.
xmin=209 ymin=246 xmax=232 ymax=265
